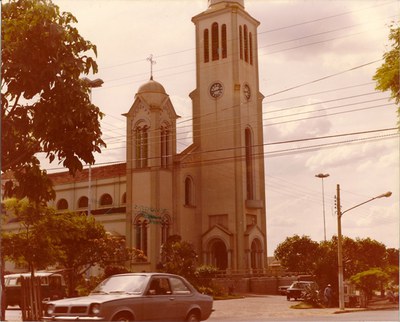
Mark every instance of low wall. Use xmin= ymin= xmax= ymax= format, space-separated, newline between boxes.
xmin=212 ymin=275 xmax=298 ymax=295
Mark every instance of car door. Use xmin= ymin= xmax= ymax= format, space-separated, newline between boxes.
xmin=168 ymin=276 xmax=194 ymax=320
xmin=141 ymin=277 xmax=175 ymax=321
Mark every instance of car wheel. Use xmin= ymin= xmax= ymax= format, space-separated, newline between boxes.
xmin=286 ymin=296 xmax=290 ymax=301
xmin=112 ymin=312 xmax=134 ymax=322
xmin=186 ymin=311 xmax=200 ymax=322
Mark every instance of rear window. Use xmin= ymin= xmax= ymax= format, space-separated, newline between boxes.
xmin=170 ymin=277 xmax=191 ymax=295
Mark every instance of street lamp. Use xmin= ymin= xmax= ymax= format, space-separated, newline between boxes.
xmin=315 ymin=173 xmax=330 ymax=241
xmin=81 ymin=77 xmax=104 ymax=216
xmin=336 ymin=185 xmax=392 ymax=311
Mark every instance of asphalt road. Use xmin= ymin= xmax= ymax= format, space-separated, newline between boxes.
xmin=5 ymin=295 xmax=399 ymax=322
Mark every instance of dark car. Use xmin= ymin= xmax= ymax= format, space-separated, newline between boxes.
xmin=286 ymin=281 xmax=319 ymax=301
xmin=42 ymin=272 xmax=213 ymax=322
xmin=4 ymin=272 xmax=66 ymax=308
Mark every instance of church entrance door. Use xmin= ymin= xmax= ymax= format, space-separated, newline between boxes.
xmin=211 ymin=240 xmax=228 ymax=270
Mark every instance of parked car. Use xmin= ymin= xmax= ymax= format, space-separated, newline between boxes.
xmin=286 ymin=281 xmax=319 ymax=301
xmin=4 ymin=272 xmax=66 ymax=308
xmin=42 ymin=272 xmax=213 ymax=322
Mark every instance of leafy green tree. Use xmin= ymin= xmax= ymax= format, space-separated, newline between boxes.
xmin=350 ymin=268 xmax=389 ymax=306
xmin=1 ymin=198 xmax=59 ymax=270
xmin=44 ymin=212 xmax=108 ymax=296
xmin=159 ymin=235 xmax=198 ymax=281
xmin=274 ymin=235 xmax=320 ymax=273
xmin=373 ymin=23 xmax=400 ymax=127
xmin=1 ymin=0 xmax=105 ymax=203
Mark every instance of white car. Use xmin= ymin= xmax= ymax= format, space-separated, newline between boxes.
xmin=42 ymin=272 xmax=213 ymax=322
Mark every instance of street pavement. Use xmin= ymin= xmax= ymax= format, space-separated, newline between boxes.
xmin=5 ymin=294 xmax=399 ymax=322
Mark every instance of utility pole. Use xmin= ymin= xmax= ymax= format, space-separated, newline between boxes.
xmin=336 ymin=184 xmax=345 ymax=310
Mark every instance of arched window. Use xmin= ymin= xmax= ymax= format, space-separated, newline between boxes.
xmin=221 ymin=24 xmax=227 ymax=59
xmin=160 ymin=125 xmax=170 ymax=168
xmin=135 ymin=124 xmax=148 ymax=168
xmin=134 ymin=216 xmax=148 ymax=255
xmin=249 ymin=32 xmax=253 ymax=65
xmin=56 ymin=198 xmax=68 ymax=210
xmin=161 ymin=215 xmax=171 ymax=245
xmin=204 ymin=28 xmax=209 ymax=63
xmin=244 ymin=24 xmax=249 ymax=62
xmin=211 ymin=22 xmax=219 ymax=61
xmin=78 ymin=196 xmax=88 ymax=208
xmin=100 ymin=193 xmax=113 ymax=206
xmin=239 ymin=25 xmax=243 ymax=60
xmin=245 ymin=128 xmax=254 ymax=200
xmin=184 ymin=176 xmax=194 ymax=206
xmin=251 ymin=239 xmax=262 ymax=270
xmin=121 ymin=192 xmax=127 ymax=204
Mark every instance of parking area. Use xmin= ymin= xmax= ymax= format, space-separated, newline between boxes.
xmin=209 ymin=295 xmax=338 ymax=321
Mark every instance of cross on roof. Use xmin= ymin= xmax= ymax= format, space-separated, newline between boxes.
xmin=146 ymin=54 xmax=156 ymax=80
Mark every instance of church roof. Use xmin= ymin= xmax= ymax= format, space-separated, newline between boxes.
xmin=136 ymin=78 xmax=169 ymax=107
xmin=48 ymin=163 xmax=126 ymax=185
xmin=137 ymin=78 xmax=166 ymax=95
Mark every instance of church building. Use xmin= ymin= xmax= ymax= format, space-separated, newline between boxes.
xmin=5 ymin=0 xmax=268 ymax=274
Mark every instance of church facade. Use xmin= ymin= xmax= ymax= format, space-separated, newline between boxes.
xmin=4 ymin=0 xmax=268 ymax=274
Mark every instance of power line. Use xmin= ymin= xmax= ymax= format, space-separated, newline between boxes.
xmin=44 ymin=128 xmax=398 ymax=173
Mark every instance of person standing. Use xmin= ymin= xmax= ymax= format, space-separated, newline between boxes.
xmin=324 ymin=284 xmax=333 ymax=307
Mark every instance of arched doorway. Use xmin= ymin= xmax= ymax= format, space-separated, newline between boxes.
xmin=250 ymin=239 xmax=262 ymax=270
xmin=210 ymin=239 xmax=228 ymax=270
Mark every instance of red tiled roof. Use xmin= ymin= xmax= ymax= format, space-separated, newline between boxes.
xmin=48 ymin=163 xmax=127 ymax=185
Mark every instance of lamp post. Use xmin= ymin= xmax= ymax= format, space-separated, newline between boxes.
xmin=82 ymin=77 xmax=103 ymax=216
xmin=336 ymin=184 xmax=392 ymax=310
xmin=315 ymin=173 xmax=329 ymax=241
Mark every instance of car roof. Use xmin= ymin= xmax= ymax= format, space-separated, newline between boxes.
xmin=5 ymin=272 xmax=63 ymax=278
xmin=112 ymin=272 xmax=182 ymax=278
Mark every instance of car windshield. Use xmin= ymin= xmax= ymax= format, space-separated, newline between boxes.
xmin=91 ymin=275 xmax=147 ymax=295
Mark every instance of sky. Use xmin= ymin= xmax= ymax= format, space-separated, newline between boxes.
xmin=48 ymin=0 xmax=400 ymax=256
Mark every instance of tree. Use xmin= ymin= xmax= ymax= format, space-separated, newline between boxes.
xmin=274 ymin=235 xmax=320 ymax=273
xmin=44 ymin=212 xmax=108 ymax=296
xmin=373 ymin=23 xmax=400 ymax=127
xmin=1 ymin=198 xmax=59 ymax=271
xmin=159 ymin=235 xmax=198 ymax=281
xmin=1 ymin=0 xmax=106 ymax=203
xmin=350 ymin=268 xmax=389 ymax=307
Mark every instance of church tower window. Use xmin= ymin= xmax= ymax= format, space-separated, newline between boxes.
xmin=184 ymin=176 xmax=195 ymax=206
xmin=221 ymin=24 xmax=227 ymax=59
xmin=134 ymin=216 xmax=148 ymax=255
xmin=245 ymin=127 xmax=254 ymax=200
xmin=211 ymin=22 xmax=219 ymax=61
xmin=249 ymin=32 xmax=253 ymax=65
xmin=244 ymin=24 xmax=249 ymax=63
xmin=239 ymin=25 xmax=243 ymax=60
xmin=135 ymin=125 xmax=148 ymax=168
xmin=204 ymin=29 xmax=209 ymax=63
xmin=160 ymin=125 xmax=170 ymax=168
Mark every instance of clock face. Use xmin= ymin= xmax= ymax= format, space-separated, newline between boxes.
xmin=243 ymin=84 xmax=251 ymax=100
xmin=210 ymin=82 xmax=223 ymax=98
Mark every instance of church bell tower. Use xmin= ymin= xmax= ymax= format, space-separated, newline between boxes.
xmin=190 ymin=0 xmax=267 ymax=272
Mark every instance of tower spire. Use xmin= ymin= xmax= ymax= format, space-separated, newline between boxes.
xmin=146 ymin=54 xmax=156 ymax=80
